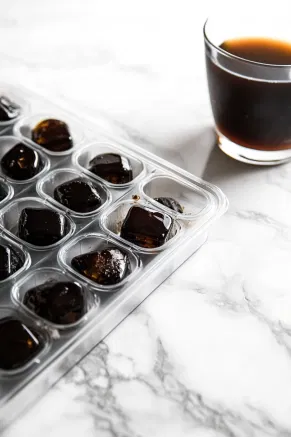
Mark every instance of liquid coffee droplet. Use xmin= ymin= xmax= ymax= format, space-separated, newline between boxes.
xmin=18 ymin=208 xmax=68 ymax=246
xmin=0 ymin=96 xmax=21 ymax=122
xmin=72 ymin=247 xmax=129 ymax=285
xmin=154 ymin=197 xmax=183 ymax=213
xmin=0 ymin=244 xmax=23 ymax=280
xmin=1 ymin=143 xmax=43 ymax=180
xmin=0 ymin=318 xmax=43 ymax=370
xmin=54 ymin=178 xmax=102 ymax=213
xmin=32 ymin=118 xmax=73 ymax=152
xmin=24 ymin=280 xmax=86 ymax=325
xmin=88 ymin=153 xmax=133 ymax=184
xmin=120 ymin=205 xmax=173 ymax=248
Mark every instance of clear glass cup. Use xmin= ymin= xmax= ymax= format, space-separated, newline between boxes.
xmin=204 ymin=14 xmax=291 ymax=165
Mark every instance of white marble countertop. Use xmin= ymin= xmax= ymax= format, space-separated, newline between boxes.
xmin=2 ymin=1 xmax=291 ymax=436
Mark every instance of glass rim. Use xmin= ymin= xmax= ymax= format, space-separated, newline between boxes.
xmin=203 ymin=17 xmax=291 ymax=69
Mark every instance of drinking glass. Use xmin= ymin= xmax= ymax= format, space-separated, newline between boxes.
xmin=204 ymin=15 xmax=291 ymax=165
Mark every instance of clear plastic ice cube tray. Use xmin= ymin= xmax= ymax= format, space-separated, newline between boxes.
xmin=0 ymin=84 xmax=228 ymax=430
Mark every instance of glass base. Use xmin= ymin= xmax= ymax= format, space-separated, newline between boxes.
xmin=218 ymin=133 xmax=291 ymax=166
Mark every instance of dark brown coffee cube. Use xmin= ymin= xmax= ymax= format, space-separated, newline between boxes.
xmin=72 ymin=248 xmax=129 ymax=285
xmin=154 ymin=197 xmax=183 ymax=213
xmin=88 ymin=153 xmax=133 ymax=184
xmin=0 ymin=96 xmax=21 ymax=122
xmin=19 ymin=208 xmax=68 ymax=246
xmin=32 ymin=118 xmax=73 ymax=152
xmin=120 ymin=205 xmax=173 ymax=248
xmin=0 ymin=318 xmax=43 ymax=370
xmin=1 ymin=143 xmax=42 ymax=180
xmin=0 ymin=244 xmax=23 ymax=281
xmin=54 ymin=178 xmax=102 ymax=213
xmin=24 ymin=281 xmax=86 ymax=325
